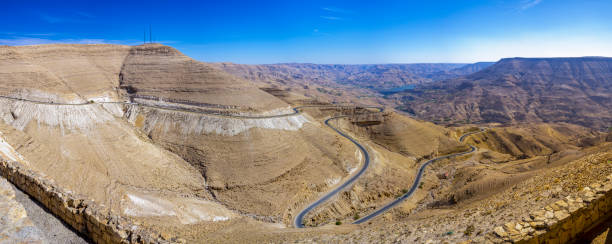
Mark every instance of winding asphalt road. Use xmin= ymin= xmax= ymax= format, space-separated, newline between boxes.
xmin=293 ymin=115 xmax=373 ymax=228
xmin=352 ymin=128 xmax=485 ymax=224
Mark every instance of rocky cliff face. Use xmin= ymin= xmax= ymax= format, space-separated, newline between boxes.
xmin=397 ymin=57 xmax=612 ymax=129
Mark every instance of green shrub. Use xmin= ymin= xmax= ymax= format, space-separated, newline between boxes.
xmin=335 ymin=221 xmax=342 ymax=225
xmin=464 ymin=225 xmax=475 ymax=236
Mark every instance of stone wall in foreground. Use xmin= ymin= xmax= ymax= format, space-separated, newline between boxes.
xmin=0 ymin=159 xmax=178 ymax=244
xmin=489 ymin=174 xmax=612 ymax=243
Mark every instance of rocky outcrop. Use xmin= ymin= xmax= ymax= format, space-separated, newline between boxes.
xmin=489 ymin=174 xmax=612 ymax=243
xmin=350 ymin=112 xmax=384 ymax=126
xmin=0 ymin=177 xmax=45 ymax=243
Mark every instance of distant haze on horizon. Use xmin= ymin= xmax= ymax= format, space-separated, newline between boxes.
xmin=1 ymin=0 xmax=611 ymax=64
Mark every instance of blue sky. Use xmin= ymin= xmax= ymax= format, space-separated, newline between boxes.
xmin=1 ymin=0 xmax=611 ymax=64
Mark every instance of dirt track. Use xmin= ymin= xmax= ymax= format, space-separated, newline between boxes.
xmin=10 ymin=181 xmax=89 ymax=244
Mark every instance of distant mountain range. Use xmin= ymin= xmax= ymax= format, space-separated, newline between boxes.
xmin=220 ymin=58 xmax=612 ymax=130
xmin=217 ymin=62 xmax=494 ymax=92
xmin=395 ymin=57 xmax=612 ymax=129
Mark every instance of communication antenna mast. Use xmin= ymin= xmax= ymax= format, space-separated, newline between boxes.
xmin=149 ymin=24 xmax=152 ymax=43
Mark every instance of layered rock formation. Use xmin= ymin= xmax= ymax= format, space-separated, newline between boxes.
xmin=119 ymin=44 xmax=288 ymax=113
xmin=0 ymin=44 xmax=131 ymax=103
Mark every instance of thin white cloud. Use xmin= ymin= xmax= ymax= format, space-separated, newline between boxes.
xmin=312 ymin=28 xmax=331 ymax=36
xmin=0 ymin=37 xmax=141 ymax=46
xmin=320 ymin=16 xmax=344 ymax=21
xmin=0 ymin=32 xmax=56 ymax=37
xmin=23 ymin=33 xmax=56 ymax=37
xmin=322 ymin=7 xmax=353 ymax=14
xmin=0 ymin=37 xmax=178 ymax=46
xmin=521 ymin=0 xmax=543 ymax=10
